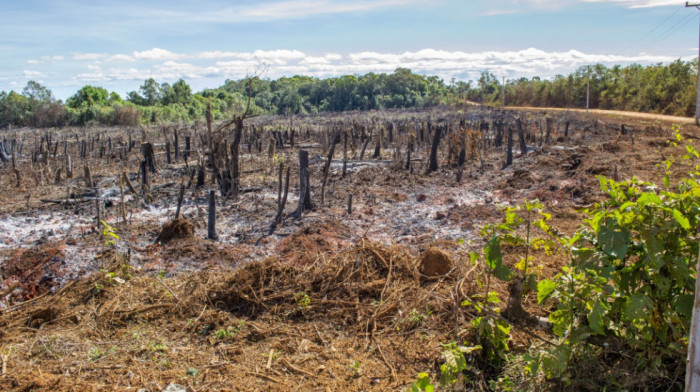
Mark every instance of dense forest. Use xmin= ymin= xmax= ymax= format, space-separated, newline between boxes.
xmin=0 ymin=59 xmax=697 ymax=128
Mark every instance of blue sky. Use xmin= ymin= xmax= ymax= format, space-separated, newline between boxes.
xmin=1 ymin=0 xmax=698 ymax=100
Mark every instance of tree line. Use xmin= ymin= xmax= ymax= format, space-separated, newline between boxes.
xmin=0 ymin=59 xmax=697 ymax=128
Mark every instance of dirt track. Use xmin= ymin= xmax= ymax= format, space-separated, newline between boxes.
xmin=511 ymin=105 xmax=696 ymax=124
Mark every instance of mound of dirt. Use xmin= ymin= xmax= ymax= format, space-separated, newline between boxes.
xmin=419 ymin=247 xmax=453 ymax=278
xmin=154 ymin=219 xmax=195 ymax=244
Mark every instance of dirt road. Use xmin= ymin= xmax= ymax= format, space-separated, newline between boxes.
xmin=511 ymin=106 xmax=697 ymax=124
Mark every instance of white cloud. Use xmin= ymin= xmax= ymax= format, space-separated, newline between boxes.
xmin=108 ymin=54 xmax=135 ymax=62
xmin=68 ymin=47 xmax=681 ymax=86
xmin=23 ymin=70 xmax=46 ymax=79
xmin=73 ymin=53 xmax=109 ymax=61
xmin=132 ymin=48 xmax=184 ymax=61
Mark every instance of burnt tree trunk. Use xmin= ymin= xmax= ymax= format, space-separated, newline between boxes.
xmin=269 ymin=166 xmax=291 ymax=235
xmin=207 ymin=190 xmax=218 ymax=240
xmin=141 ymin=142 xmax=156 ymax=173
xmin=229 ymin=116 xmax=244 ymax=199
xmin=291 ymin=150 xmax=311 ymax=219
xmin=504 ymin=127 xmax=513 ymax=168
xmin=321 ymin=133 xmax=341 ymax=205
xmin=426 ymin=125 xmax=442 ymax=174
xmin=517 ymin=118 xmax=527 ymax=156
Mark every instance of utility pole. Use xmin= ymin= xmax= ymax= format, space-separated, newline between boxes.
xmin=687 ymin=2 xmax=700 ymax=125
xmin=586 ymin=65 xmax=590 ymax=116
xmin=502 ymin=75 xmax=506 ymax=108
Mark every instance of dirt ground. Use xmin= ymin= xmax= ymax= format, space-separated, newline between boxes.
xmin=0 ymin=106 xmax=695 ymax=391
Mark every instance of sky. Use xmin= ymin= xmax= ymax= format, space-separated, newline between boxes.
xmin=1 ymin=0 xmax=699 ymax=100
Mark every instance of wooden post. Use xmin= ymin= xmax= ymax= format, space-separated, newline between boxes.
xmin=207 ymin=190 xmax=218 ymax=240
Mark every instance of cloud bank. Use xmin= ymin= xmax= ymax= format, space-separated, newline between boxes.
xmin=66 ymin=47 xmax=680 ymax=85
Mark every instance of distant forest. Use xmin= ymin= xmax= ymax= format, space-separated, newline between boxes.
xmin=0 ymin=59 xmax=697 ymax=128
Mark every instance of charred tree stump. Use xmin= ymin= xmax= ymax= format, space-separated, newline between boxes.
xmin=564 ymin=120 xmax=570 ymax=137
xmin=359 ymin=136 xmax=370 ymax=160
xmin=321 ymin=133 xmax=341 ymax=205
xmin=456 ymin=147 xmax=466 ymax=183
xmin=207 ymin=190 xmax=218 ymax=240
xmin=342 ymin=131 xmax=348 ymax=178
xmin=517 ymin=118 xmax=527 ymax=156
xmin=184 ymin=136 xmax=191 ymax=161
xmin=504 ymin=127 xmax=514 ymax=168
xmin=196 ymin=165 xmax=205 ymax=188
xmin=95 ymin=188 xmax=101 ymax=231
xmin=84 ymin=165 xmax=93 ymax=188
xmin=229 ymin=116 xmax=243 ymax=199
xmin=372 ymin=132 xmax=381 ymax=159
xmin=347 ymin=193 xmax=353 ymax=215
xmin=269 ymin=166 xmax=291 ymax=235
xmin=406 ymin=142 xmax=413 ymax=171
xmin=173 ymin=128 xmax=179 ymax=162
xmin=545 ymin=117 xmax=553 ymax=144
xmin=165 ymin=141 xmax=172 ymax=164
xmin=291 ymin=150 xmax=311 ymax=219
xmin=426 ymin=125 xmax=442 ymax=174
xmin=141 ymin=142 xmax=157 ymax=173
xmin=140 ymin=160 xmax=149 ymax=194
xmin=175 ymin=184 xmax=185 ymax=219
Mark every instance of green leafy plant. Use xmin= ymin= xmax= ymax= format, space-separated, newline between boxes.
xmin=293 ymin=292 xmax=311 ymax=310
xmin=101 ymin=219 xmax=120 ymax=247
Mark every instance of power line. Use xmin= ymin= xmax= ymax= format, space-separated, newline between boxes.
xmin=646 ymin=12 xmax=696 ymax=46
xmin=635 ymin=5 xmax=684 ymax=45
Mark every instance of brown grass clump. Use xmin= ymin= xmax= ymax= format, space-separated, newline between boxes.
xmin=0 ymin=240 xmax=485 ymax=391
xmin=418 ymin=247 xmax=453 ymax=278
xmin=154 ymin=219 xmax=196 ymax=244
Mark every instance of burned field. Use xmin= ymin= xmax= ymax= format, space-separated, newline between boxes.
xmin=0 ymin=106 xmax=693 ymax=391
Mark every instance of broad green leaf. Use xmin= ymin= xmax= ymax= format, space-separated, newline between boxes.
xmin=671 ymin=209 xmax=690 ymax=230
xmin=484 ymin=235 xmax=502 ymax=270
xmin=664 ymin=174 xmax=670 ymax=188
xmin=674 ymin=294 xmax=694 ymax=319
xmin=597 ymin=223 xmax=630 ymax=260
xmin=641 ymin=230 xmax=664 ymax=270
xmin=537 ymin=279 xmax=557 ymax=304
xmin=493 ymin=264 xmax=512 ymax=281
xmin=587 ymin=301 xmax=606 ymax=335
xmin=637 ymin=192 xmax=662 ymax=206
xmin=623 ymin=293 xmax=650 ymax=321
